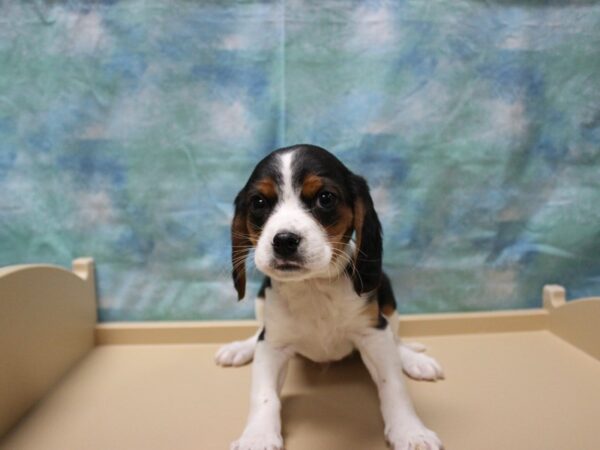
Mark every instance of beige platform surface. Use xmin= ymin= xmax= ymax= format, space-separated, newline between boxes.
xmin=2 ymin=330 xmax=600 ymax=450
xmin=1 ymin=261 xmax=599 ymax=450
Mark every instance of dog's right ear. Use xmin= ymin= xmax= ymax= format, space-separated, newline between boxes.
xmin=231 ymin=190 xmax=250 ymax=300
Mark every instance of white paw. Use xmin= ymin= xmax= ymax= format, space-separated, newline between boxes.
xmin=215 ymin=337 xmax=256 ymax=367
xmin=403 ymin=341 xmax=427 ymax=353
xmin=230 ymin=432 xmax=283 ymax=450
xmin=387 ymin=424 xmax=443 ymax=450
xmin=399 ymin=345 xmax=444 ymax=381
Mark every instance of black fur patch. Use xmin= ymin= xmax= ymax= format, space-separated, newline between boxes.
xmin=257 ymin=327 xmax=266 ymax=341
xmin=375 ymin=314 xmax=388 ymax=330
xmin=257 ymin=276 xmax=271 ymax=299
xmin=350 ymin=174 xmax=383 ymax=294
xmin=291 ymin=145 xmax=353 ymax=201
xmin=376 ymin=272 xmax=397 ymax=314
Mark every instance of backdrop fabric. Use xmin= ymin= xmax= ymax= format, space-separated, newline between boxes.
xmin=1 ymin=1 xmax=599 ymax=321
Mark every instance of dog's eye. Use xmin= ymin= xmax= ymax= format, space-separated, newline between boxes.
xmin=316 ymin=191 xmax=337 ymax=210
xmin=250 ymin=195 xmax=267 ymax=211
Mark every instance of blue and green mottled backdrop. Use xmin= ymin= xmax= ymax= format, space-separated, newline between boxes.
xmin=1 ymin=1 xmax=599 ymax=321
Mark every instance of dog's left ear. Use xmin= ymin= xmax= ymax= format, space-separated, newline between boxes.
xmin=351 ymin=174 xmax=383 ymax=295
xmin=231 ymin=191 xmax=250 ymax=300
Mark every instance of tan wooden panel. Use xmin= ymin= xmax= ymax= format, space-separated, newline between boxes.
xmin=0 ymin=259 xmax=97 ymax=437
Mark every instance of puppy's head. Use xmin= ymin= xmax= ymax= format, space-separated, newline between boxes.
xmin=231 ymin=145 xmax=382 ymax=299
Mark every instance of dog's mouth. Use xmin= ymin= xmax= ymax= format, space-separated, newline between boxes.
xmin=273 ymin=260 xmax=304 ymax=272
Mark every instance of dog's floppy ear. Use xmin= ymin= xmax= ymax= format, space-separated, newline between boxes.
xmin=231 ymin=191 xmax=250 ymax=300
xmin=351 ymin=175 xmax=383 ymax=295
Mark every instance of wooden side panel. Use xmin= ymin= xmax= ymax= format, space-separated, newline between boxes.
xmin=544 ymin=285 xmax=600 ymax=361
xmin=0 ymin=259 xmax=97 ymax=437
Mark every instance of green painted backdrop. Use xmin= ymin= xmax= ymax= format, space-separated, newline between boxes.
xmin=1 ymin=1 xmax=599 ymax=320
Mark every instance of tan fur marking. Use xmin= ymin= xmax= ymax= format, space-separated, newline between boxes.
xmin=255 ymin=177 xmax=278 ymax=199
xmin=363 ymin=300 xmax=381 ymax=327
xmin=327 ymin=204 xmax=354 ymax=261
xmin=326 ymin=204 xmax=353 ymax=239
xmin=381 ymin=304 xmax=396 ymax=317
xmin=301 ymin=174 xmax=324 ymax=198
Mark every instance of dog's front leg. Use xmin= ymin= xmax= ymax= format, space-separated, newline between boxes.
xmin=353 ymin=327 xmax=443 ymax=450
xmin=231 ymin=339 xmax=293 ymax=450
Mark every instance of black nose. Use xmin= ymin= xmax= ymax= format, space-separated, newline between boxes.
xmin=273 ymin=232 xmax=302 ymax=258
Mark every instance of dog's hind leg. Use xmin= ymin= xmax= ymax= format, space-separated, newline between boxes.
xmin=215 ymin=297 xmax=264 ymax=367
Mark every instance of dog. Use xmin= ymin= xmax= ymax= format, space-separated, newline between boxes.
xmin=215 ymin=145 xmax=444 ymax=450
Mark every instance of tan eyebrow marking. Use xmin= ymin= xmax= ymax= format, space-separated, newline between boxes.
xmin=301 ymin=174 xmax=324 ymax=198
xmin=255 ymin=177 xmax=278 ymax=199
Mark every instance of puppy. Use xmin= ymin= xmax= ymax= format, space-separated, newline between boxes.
xmin=216 ymin=145 xmax=444 ymax=450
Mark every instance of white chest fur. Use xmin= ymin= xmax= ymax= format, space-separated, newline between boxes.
xmin=264 ymin=275 xmax=372 ymax=362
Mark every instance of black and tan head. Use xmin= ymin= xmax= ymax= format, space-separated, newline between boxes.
xmin=231 ymin=144 xmax=382 ymax=300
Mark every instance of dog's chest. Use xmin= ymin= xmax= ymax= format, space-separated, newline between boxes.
xmin=264 ymin=277 xmax=371 ymax=362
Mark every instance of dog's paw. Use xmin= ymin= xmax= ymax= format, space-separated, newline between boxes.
xmin=387 ymin=424 xmax=443 ymax=450
xmin=402 ymin=341 xmax=427 ymax=353
xmin=398 ymin=344 xmax=444 ymax=381
xmin=215 ymin=338 xmax=256 ymax=366
xmin=230 ymin=432 xmax=283 ymax=450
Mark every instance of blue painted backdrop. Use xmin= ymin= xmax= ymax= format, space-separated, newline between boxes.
xmin=1 ymin=1 xmax=599 ymax=320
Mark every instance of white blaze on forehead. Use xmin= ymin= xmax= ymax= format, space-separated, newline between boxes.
xmin=270 ymin=149 xmax=305 ymax=236
xmin=278 ymin=150 xmax=296 ymax=201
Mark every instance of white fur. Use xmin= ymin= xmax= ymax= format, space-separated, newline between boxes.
xmin=399 ymin=342 xmax=445 ymax=381
xmin=388 ymin=311 xmax=445 ymax=381
xmin=215 ymin=298 xmax=264 ymax=366
xmin=266 ymin=271 xmax=372 ymax=362
xmin=278 ymin=151 xmax=295 ymax=202
xmin=230 ymin=340 xmax=292 ymax=450
xmin=353 ymin=326 xmax=443 ymax=450
xmin=216 ymin=298 xmax=444 ymax=382
xmin=214 ymin=333 xmax=258 ymax=366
